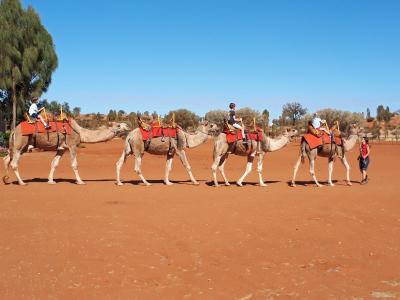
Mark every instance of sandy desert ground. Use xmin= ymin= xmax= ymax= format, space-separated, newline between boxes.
xmin=1 ymin=138 xmax=399 ymax=299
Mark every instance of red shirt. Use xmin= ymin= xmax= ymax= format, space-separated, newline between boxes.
xmin=360 ymin=143 xmax=369 ymax=157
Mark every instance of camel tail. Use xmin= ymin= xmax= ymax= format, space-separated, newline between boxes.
xmin=2 ymin=132 xmax=14 ymax=184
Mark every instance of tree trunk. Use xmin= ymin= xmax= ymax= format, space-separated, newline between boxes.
xmin=12 ymin=77 xmax=17 ymax=130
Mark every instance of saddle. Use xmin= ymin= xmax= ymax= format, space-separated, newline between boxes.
xmin=304 ymin=122 xmax=342 ymax=150
xmin=223 ymin=121 xmax=264 ymax=143
xmin=138 ymin=116 xmax=180 ymax=152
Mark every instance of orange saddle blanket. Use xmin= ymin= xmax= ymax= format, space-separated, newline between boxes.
xmin=140 ymin=122 xmax=178 ymax=141
xmin=224 ymin=128 xmax=264 ymax=144
xmin=303 ymin=132 xmax=342 ymax=149
xmin=20 ymin=121 xmax=72 ymax=136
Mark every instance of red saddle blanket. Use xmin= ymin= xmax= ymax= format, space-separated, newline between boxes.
xmin=20 ymin=121 xmax=73 ymax=136
xmin=224 ymin=128 xmax=264 ymax=143
xmin=140 ymin=123 xmax=178 ymax=141
xmin=303 ymin=132 xmax=342 ymax=149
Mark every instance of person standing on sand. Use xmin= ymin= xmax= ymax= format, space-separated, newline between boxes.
xmin=358 ymin=137 xmax=370 ymax=184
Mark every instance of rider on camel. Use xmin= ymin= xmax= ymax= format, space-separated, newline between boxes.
xmin=28 ymin=97 xmax=51 ymax=129
xmin=228 ymin=102 xmax=247 ymax=144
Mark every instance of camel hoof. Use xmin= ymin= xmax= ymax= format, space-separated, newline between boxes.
xmin=192 ymin=181 xmax=200 ymax=186
xmin=290 ymin=182 xmax=296 ymax=187
xmin=214 ymin=183 xmax=220 ymax=187
xmin=48 ymin=180 xmax=56 ymax=185
xmin=225 ymin=182 xmax=231 ymax=186
xmin=116 ymin=182 xmax=124 ymax=186
xmin=2 ymin=176 xmax=10 ymax=185
xmin=260 ymin=183 xmax=268 ymax=187
xmin=316 ymin=184 xmax=323 ymax=187
xmin=328 ymin=182 xmax=335 ymax=187
xmin=19 ymin=182 xmax=27 ymax=186
xmin=76 ymin=181 xmax=86 ymax=185
xmin=164 ymin=181 xmax=173 ymax=186
xmin=144 ymin=183 xmax=152 ymax=186
xmin=236 ymin=181 xmax=243 ymax=187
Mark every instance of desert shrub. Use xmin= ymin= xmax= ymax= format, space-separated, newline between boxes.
xmin=164 ymin=109 xmax=200 ymax=130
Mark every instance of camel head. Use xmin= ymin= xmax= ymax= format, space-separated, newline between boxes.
xmin=284 ymin=127 xmax=298 ymax=139
xmin=199 ymin=119 xmax=218 ymax=135
xmin=110 ymin=122 xmax=130 ymax=136
xmin=348 ymin=124 xmax=363 ymax=137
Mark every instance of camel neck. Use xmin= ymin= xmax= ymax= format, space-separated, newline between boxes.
xmin=71 ymin=119 xmax=116 ymax=143
xmin=185 ymin=126 xmax=209 ymax=148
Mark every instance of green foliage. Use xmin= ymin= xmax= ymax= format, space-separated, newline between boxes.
xmin=282 ymin=102 xmax=307 ymax=126
xmin=165 ymin=109 xmax=200 ymax=130
xmin=72 ymin=107 xmax=81 ymax=117
xmin=107 ymin=109 xmax=117 ymax=121
xmin=316 ymin=108 xmax=364 ymax=132
xmin=0 ymin=0 xmax=58 ymax=129
xmin=0 ymin=131 xmax=11 ymax=148
xmin=205 ymin=109 xmax=227 ymax=129
xmin=376 ymin=105 xmax=393 ymax=122
xmin=236 ymin=107 xmax=263 ymax=127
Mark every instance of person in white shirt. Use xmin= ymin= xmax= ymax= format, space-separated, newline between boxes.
xmin=28 ymin=97 xmax=50 ymax=129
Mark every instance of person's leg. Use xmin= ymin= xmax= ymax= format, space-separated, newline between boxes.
xmin=38 ymin=115 xmax=50 ymax=128
xmin=233 ymin=123 xmax=247 ymax=143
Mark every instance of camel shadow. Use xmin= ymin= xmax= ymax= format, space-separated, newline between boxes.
xmin=205 ymin=180 xmax=280 ymax=187
xmin=287 ymin=180 xmax=360 ymax=187
xmin=124 ymin=179 xmax=202 ymax=186
xmin=13 ymin=178 xmax=116 ymax=185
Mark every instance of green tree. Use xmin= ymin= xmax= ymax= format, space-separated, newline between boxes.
xmin=282 ymin=102 xmax=307 ymax=126
xmin=262 ymin=109 xmax=270 ymax=131
xmin=72 ymin=107 xmax=81 ymax=117
xmin=0 ymin=0 xmax=58 ymax=129
xmin=316 ymin=108 xmax=364 ymax=132
xmin=205 ymin=109 xmax=227 ymax=129
xmin=165 ymin=109 xmax=200 ymax=130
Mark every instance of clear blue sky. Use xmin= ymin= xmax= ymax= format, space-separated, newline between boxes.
xmin=24 ymin=0 xmax=400 ymax=119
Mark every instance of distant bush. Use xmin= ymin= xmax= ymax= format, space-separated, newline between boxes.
xmin=0 ymin=131 xmax=10 ymax=148
xmin=164 ymin=109 xmax=200 ymax=130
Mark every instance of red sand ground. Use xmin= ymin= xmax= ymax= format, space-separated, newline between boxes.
xmin=1 ymin=139 xmax=399 ymax=299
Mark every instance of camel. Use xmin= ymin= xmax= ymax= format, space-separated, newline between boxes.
xmin=116 ymin=121 xmax=217 ymax=186
xmin=291 ymin=125 xmax=360 ymax=187
xmin=212 ymin=128 xmax=298 ymax=187
xmin=3 ymin=119 xmax=129 ymax=185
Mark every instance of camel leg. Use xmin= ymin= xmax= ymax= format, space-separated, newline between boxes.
xmin=116 ymin=146 xmax=131 ymax=186
xmin=2 ymin=154 xmax=12 ymax=184
xmin=340 ymin=155 xmax=352 ymax=186
xmin=328 ymin=158 xmax=335 ymax=186
xmin=237 ymin=152 xmax=256 ymax=186
xmin=257 ymin=152 xmax=267 ymax=187
xmin=10 ymin=149 xmax=26 ymax=185
xmin=211 ymin=154 xmax=223 ymax=187
xmin=69 ymin=147 xmax=85 ymax=185
xmin=48 ymin=150 xmax=65 ymax=184
xmin=218 ymin=154 xmax=230 ymax=186
xmin=134 ymin=155 xmax=151 ymax=186
xmin=176 ymin=150 xmax=199 ymax=185
xmin=310 ymin=159 xmax=322 ymax=187
xmin=164 ymin=153 xmax=174 ymax=185
xmin=291 ymin=155 xmax=302 ymax=187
